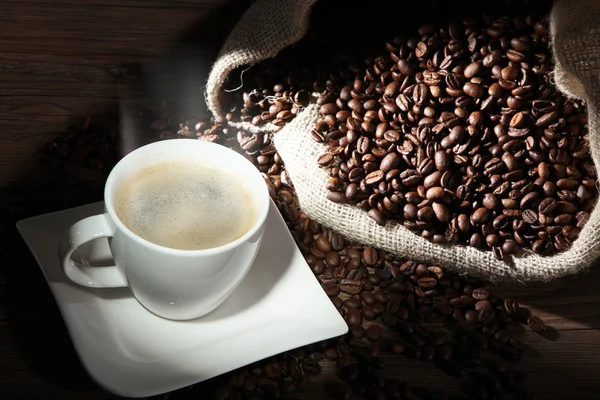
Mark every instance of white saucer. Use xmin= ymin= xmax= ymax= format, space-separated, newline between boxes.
xmin=16 ymin=201 xmax=348 ymax=398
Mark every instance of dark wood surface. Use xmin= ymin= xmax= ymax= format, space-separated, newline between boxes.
xmin=0 ymin=0 xmax=248 ymax=185
xmin=2 ymin=1 xmax=600 ymax=400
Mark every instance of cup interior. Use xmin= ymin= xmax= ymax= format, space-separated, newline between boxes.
xmin=104 ymin=139 xmax=270 ymax=253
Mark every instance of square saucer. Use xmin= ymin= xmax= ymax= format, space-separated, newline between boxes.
xmin=17 ymin=201 xmax=347 ymax=398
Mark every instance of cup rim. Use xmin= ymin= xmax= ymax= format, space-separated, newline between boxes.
xmin=103 ymin=139 xmax=270 ymax=256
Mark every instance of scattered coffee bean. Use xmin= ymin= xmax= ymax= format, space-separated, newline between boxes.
xmin=527 ymin=315 xmax=547 ymax=333
xmin=504 ymin=298 xmax=520 ymax=316
xmin=83 ymin=9 xmax=558 ymax=400
xmin=472 ymin=288 xmax=489 ymax=300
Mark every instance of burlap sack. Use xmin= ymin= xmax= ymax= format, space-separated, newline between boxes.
xmin=205 ymin=0 xmax=600 ymax=281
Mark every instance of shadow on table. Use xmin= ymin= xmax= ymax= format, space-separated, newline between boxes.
xmin=495 ymin=265 xmax=600 ymax=332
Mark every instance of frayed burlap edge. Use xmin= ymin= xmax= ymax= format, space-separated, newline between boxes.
xmin=205 ymin=0 xmax=318 ymax=118
xmin=206 ymin=0 xmax=600 ymax=282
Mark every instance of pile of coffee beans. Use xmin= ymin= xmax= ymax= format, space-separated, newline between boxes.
xmin=15 ymin=3 xmax=565 ymax=399
xmin=220 ymin=7 xmax=596 ymax=261
xmin=192 ymin=118 xmax=545 ymax=400
xmin=21 ymin=84 xmax=550 ymax=400
xmin=314 ymin=15 xmax=594 ymax=260
xmin=14 ymin=98 xmax=546 ymax=400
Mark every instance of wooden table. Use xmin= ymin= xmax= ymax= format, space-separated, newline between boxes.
xmin=1 ymin=1 xmax=600 ymax=399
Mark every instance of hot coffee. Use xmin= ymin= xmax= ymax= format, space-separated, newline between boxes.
xmin=115 ymin=160 xmax=258 ymax=250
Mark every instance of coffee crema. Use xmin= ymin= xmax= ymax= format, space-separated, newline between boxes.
xmin=115 ymin=160 xmax=257 ymax=250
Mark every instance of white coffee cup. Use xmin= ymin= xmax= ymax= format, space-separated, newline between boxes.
xmin=57 ymin=139 xmax=270 ymax=320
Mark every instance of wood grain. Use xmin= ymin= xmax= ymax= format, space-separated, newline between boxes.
xmin=0 ymin=0 xmax=247 ymax=184
xmin=3 ymin=1 xmax=600 ymax=400
xmin=294 ymin=270 xmax=600 ymax=400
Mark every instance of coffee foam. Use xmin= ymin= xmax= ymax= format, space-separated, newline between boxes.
xmin=115 ymin=160 xmax=257 ymax=250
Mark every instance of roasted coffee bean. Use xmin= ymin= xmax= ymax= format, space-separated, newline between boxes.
xmin=426 ymin=187 xmax=445 ymax=200
xmin=504 ymin=298 xmax=520 ymax=316
xmin=463 ymin=82 xmax=484 ymax=98
xmin=301 ymin=360 xmax=322 ymax=375
xmin=345 ymin=297 xmax=362 ymax=309
xmin=418 ymin=277 xmax=437 ymax=289
xmin=326 ymin=251 xmax=341 ymax=267
xmin=380 ymin=153 xmax=401 ymax=172
xmin=366 ymin=325 xmax=383 ymax=342
xmin=432 ymin=203 xmax=451 ymax=223
xmin=434 ymin=150 xmax=452 ymax=171
xmin=323 ymin=348 xmax=339 ymax=361
xmin=475 ymin=300 xmax=493 ymax=323
xmin=527 ymin=315 xmax=547 ymax=333
xmin=350 ymin=325 xmax=365 ymax=339
xmin=328 ymin=191 xmax=347 ymax=204
xmin=471 ymin=208 xmax=490 ymax=225
xmin=502 ymin=239 xmax=519 ymax=254
xmin=179 ymin=15 xmax=593 ymax=399
xmin=538 ymin=197 xmax=557 ymax=214
xmin=471 ymin=288 xmax=489 ymax=300
xmin=320 ymin=103 xmax=339 ymax=116
xmin=323 ymin=280 xmax=340 ymax=296
xmin=312 ymin=12 xmax=593 ymax=258
xmin=555 ymin=214 xmax=573 ymax=225
xmin=522 ymin=209 xmax=538 ymax=224
xmin=360 ymin=291 xmax=376 ymax=306
xmin=482 ymin=194 xmax=498 ymax=210
xmin=315 ymin=234 xmax=332 ymax=253
xmin=346 ymin=308 xmax=362 ymax=326
xmin=318 ymin=154 xmax=333 ymax=166
xmin=363 ymin=247 xmax=379 ymax=266
xmin=330 ymin=233 xmax=346 ymax=251
xmin=340 ymin=279 xmax=363 ymax=295
xmin=368 ymin=209 xmax=386 ymax=226
xmin=362 ymin=306 xmax=376 ymax=321
xmin=577 ymin=211 xmax=590 ymax=228
xmin=450 ymin=295 xmax=475 ymax=308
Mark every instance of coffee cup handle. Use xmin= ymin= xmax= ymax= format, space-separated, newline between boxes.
xmin=58 ymin=214 xmax=128 ymax=288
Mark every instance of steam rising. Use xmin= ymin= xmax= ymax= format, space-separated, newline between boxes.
xmin=117 ymin=46 xmax=215 ymax=158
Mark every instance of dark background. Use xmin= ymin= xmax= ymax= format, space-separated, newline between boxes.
xmin=1 ymin=0 xmax=599 ymax=399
